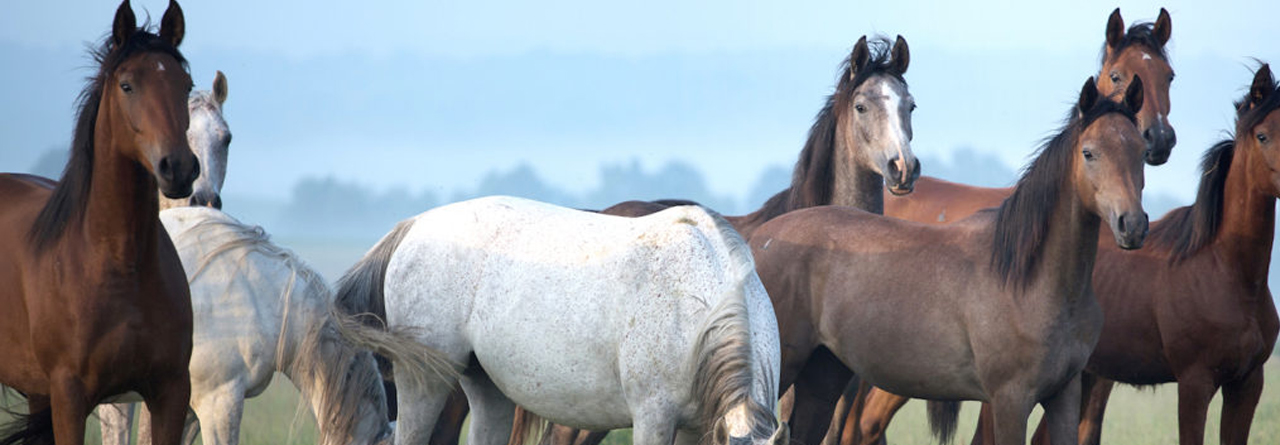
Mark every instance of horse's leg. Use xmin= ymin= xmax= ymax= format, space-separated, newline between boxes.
xmin=99 ymin=403 xmax=136 ymax=445
xmin=969 ymin=403 xmax=996 ymax=445
xmin=788 ymin=348 xmax=854 ymax=445
xmin=1219 ymin=367 xmax=1264 ymax=445
xmin=180 ymin=411 xmax=200 ymax=445
xmin=1175 ymin=372 xmax=1219 ymax=445
xmin=630 ymin=409 xmax=677 ymax=445
xmin=138 ymin=403 xmax=152 ymax=445
xmin=1040 ymin=374 xmax=1081 ymax=445
xmin=1076 ymin=373 xmax=1114 ymax=445
xmin=987 ymin=393 xmax=1032 ymax=445
xmin=145 ymin=375 xmax=193 ymax=445
xmin=820 ymin=380 xmax=857 ymax=445
xmin=48 ymin=373 xmax=90 ymax=445
xmin=856 ymin=387 xmax=908 ymax=445
xmin=573 ymin=430 xmax=609 ymax=445
xmin=188 ymin=384 xmax=246 ymax=445
xmin=429 ymin=388 xmax=469 ymax=445
xmin=777 ymin=386 xmax=795 ymax=421
xmin=458 ymin=369 xmax=516 ymax=445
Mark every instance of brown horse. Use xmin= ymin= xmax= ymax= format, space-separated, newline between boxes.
xmin=0 ymin=2 xmax=198 ymax=445
xmin=748 ymin=77 xmax=1146 ymax=445
xmin=841 ymin=9 xmax=1177 ymax=445
xmin=418 ymin=35 xmax=920 ymax=445
xmin=974 ymin=64 xmax=1280 ymax=445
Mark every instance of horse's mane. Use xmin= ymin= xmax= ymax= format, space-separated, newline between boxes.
xmin=28 ymin=24 xmax=188 ymax=252
xmin=991 ymin=98 xmax=1137 ymax=289
xmin=1146 ymin=67 xmax=1280 ymax=262
xmin=171 ymin=209 xmax=389 ymax=442
xmin=1101 ymin=20 xmax=1170 ymax=64
xmin=740 ymin=37 xmax=906 ymax=227
xmin=683 ymin=207 xmax=778 ymax=444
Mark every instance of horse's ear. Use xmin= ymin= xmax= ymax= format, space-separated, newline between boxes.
xmin=1153 ymin=8 xmax=1172 ymax=48
xmin=1245 ymin=64 xmax=1275 ymax=111
xmin=1105 ymin=8 xmax=1125 ymax=49
xmin=850 ymin=36 xmax=870 ymax=77
xmin=111 ymin=0 xmax=136 ymax=48
xmin=160 ymin=0 xmax=185 ymax=47
xmin=1124 ymin=75 xmax=1144 ymax=114
xmin=1078 ymin=77 xmax=1100 ymax=116
xmin=212 ymin=70 xmax=228 ymax=106
xmin=890 ymin=35 xmax=910 ymax=76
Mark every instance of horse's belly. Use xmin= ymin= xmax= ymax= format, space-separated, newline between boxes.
xmin=832 ymin=317 xmax=985 ymax=400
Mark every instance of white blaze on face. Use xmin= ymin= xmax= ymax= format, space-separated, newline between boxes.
xmin=1141 ymin=52 xmax=1152 ymax=61
xmin=157 ymin=61 xmax=166 ymax=71
xmin=879 ymin=82 xmax=909 ymax=175
xmin=724 ymin=403 xmax=752 ymax=438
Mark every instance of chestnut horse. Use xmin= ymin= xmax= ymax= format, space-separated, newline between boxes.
xmin=842 ymin=9 xmax=1176 ymax=445
xmin=748 ymin=77 xmax=1147 ymax=445
xmin=421 ymin=35 xmax=920 ymax=445
xmin=0 ymin=2 xmax=198 ymax=445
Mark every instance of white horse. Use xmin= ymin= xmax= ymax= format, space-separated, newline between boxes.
xmin=334 ymin=196 xmax=788 ymax=445
xmin=100 ymin=207 xmax=393 ymax=445
xmin=161 ymin=70 xmax=231 ymax=210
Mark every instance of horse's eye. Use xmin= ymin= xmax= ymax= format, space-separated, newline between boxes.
xmin=1259 ymin=133 xmax=1270 ymax=144
xmin=1109 ymin=72 xmax=1122 ymax=84
xmin=120 ymin=83 xmax=133 ymax=94
xmin=1083 ymin=149 xmax=1095 ymax=160
xmin=1169 ymin=72 xmax=1176 ymax=83
xmin=854 ymin=104 xmax=867 ymax=113
xmin=910 ymin=103 xmax=918 ymax=112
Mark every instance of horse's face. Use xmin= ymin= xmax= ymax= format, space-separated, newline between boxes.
xmin=1098 ymin=8 xmax=1175 ymax=165
xmin=842 ymin=35 xmax=920 ymax=195
xmin=1239 ymin=65 xmax=1280 ymax=197
xmin=164 ymin=71 xmax=230 ymax=210
xmin=105 ymin=0 xmax=199 ymax=199
xmin=713 ymin=404 xmax=789 ymax=445
xmin=325 ymin=352 xmax=394 ymax=445
xmin=1076 ymin=77 xmax=1148 ymax=250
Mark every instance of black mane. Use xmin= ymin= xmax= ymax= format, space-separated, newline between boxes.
xmin=991 ymin=97 xmax=1137 ymax=289
xmin=28 ymin=26 xmax=187 ymax=252
xmin=749 ymin=37 xmax=906 ymax=223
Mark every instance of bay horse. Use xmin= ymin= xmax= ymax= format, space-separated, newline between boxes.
xmin=422 ymin=35 xmax=919 ymax=445
xmin=98 ymin=69 xmax=235 ymax=445
xmin=0 ymin=1 xmax=198 ymax=445
xmin=748 ymin=77 xmax=1147 ymax=445
xmin=334 ymin=196 xmax=788 ymax=445
xmin=980 ymin=64 xmax=1280 ymax=445
xmin=842 ymin=9 xmax=1176 ymax=445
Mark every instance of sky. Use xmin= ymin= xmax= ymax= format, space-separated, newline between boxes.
xmin=2 ymin=0 xmax=1279 ymax=206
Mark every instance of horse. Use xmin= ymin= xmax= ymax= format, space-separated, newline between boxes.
xmin=0 ymin=2 xmax=198 ymax=445
xmin=747 ymin=76 xmax=1147 ymax=445
xmin=333 ymin=196 xmax=789 ymax=445
xmin=427 ymin=34 xmax=917 ymax=445
xmin=976 ymin=64 xmax=1280 ymax=445
xmin=844 ymin=9 xmax=1176 ymax=445
xmin=160 ymin=70 xmax=231 ymax=211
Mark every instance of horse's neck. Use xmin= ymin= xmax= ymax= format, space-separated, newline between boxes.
xmin=85 ymin=119 xmax=162 ymax=261
xmin=832 ymin=138 xmax=885 ymax=214
xmin=1215 ymin=149 xmax=1276 ymax=285
xmin=1028 ymin=185 xmax=1101 ymax=305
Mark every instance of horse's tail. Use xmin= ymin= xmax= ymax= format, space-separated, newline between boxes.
xmin=0 ymin=402 xmax=54 ymax=445
xmin=332 ymin=310 xmax=462 ymax=391
xmin=506 ymin=407 xmax=549 ymax=445
xmin=333 ymin=218 xmax=417 ymax=324
xmin=926 ymin=400 xmax=960 ymax=444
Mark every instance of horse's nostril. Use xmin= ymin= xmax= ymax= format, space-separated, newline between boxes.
xmin=1117 ymin=214 xmax=1128 ymax=234
xmin=1143 ymin=128 xmax=1154 ymax=142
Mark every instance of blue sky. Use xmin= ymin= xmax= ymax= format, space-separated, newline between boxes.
xmin=2 ymin=0 xmax=1278 ymax=205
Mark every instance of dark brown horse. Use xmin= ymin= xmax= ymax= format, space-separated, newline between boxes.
xmin=973 ymin=64 xmax=1280 ymax=445
xmin=0 ymin=2 xmax=197 ymax=445
xmin=748 ymin=77 xmax=1146 ymax=445
xmin=841 ymin=9 xmax=1177 ymax=445
xmin=419 ymin=35 xmax=920 ymax=445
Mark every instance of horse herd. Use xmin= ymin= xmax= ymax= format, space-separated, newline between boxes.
xmin=0 ymin=2 xmax=1276 ymax=445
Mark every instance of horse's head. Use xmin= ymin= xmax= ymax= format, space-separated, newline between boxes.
xmin=1237 ymin=64 xmax=1280 ymax=196
xmin=103 ymin=0 xmax=198 ymax=199
xmin=1097 ymin=8 xmax=1175 ymax=165
xmin=837 ymin=35 xmax=920 ymax=195
xmin=1075 ymin=76 xmax=1148 ymax=249
xmin=161 ymin=71 xmax=230 ymax=210
xmin=313 ymin=345 xmax=394 ymax=445
xmin=712 ymin=404 xmax=788 ymax=445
